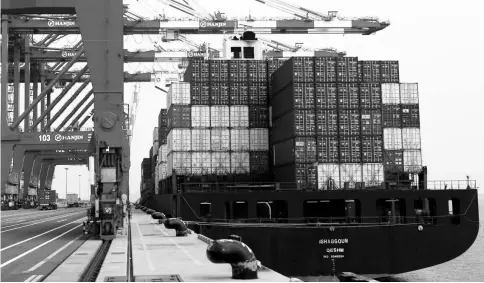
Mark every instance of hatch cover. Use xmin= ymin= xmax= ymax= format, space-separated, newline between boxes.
xmin=104 ymin=275 xmax=183 ymax=282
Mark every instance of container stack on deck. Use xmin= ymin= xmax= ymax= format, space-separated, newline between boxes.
xmin=157 ymin=109 xmax=168 ymax=193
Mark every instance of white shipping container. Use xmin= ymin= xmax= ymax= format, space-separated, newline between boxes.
xmin=158 ymin=163 xmax=167 ymax=180
xmin=230 ymin=152 xmax=250 ymax=174
xmin=383 ymin=128 xmax=403 ymax=150
xmin=400 ymin=83 xmax=419 ymax=104
xmin=230 ymin=129 xmax=250 ymax=151
xmin=191 ymin=152 xmax=211 ymax=175
xmin=153 ymin=127 xmax=159 ymax=143
xmin=402 ymin=128 xmax=421 ymax=149
xmin=155 ymin=163 xmax=159 ymax=194
xmin=191 ymin=129 xmax=211 ymax=151
xmin=340 ymin=164 xmax=363 ymax=189
xmin=210 ymin=106 xmax=230 ymax=128
xmin=167 ymin=152 xmax=191 ymax=176
xmin=249 ymin=128 xmax=269 ymax=151
xmin=211 ymin=129 xmax=230 ymax=151
xmin=152 ymin=141 xmax=159 ymax=158
xmin=382 ymin=83 xmax=400 ymax=105
xmin=158 ymin=144 xmax=168 ymax=164
xmin=404 ymin=150 xmax=422 ymax=172
xmin=191 ymin=106 xmax=210 ymax=128
xmin=317 ymin=164 xmax=340 ymax=190
xmin=362 ymin=163 xmax=384 ymax=187
xmin=167 ymin=129 xmax=191 ymax=153
xmin=230 ymin=106 xmax=249 ymax=128
xmin=167 ymin=82 xmax=190 ymax=110
xmin=211 ymin=152 xmax=231 ymax=175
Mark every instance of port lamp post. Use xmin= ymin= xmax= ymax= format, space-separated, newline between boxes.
xmin=65 ymin=168 xmax=69 ymax=207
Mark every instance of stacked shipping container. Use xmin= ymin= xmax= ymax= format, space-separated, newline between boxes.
xmin=271 ymin=57 xmax=407 ymax=190
xmin=156 ymin=109 xmax=169 ymax=194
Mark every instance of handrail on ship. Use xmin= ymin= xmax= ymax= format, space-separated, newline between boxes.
xmin=178 ymin=180 xmax=477 ymax=193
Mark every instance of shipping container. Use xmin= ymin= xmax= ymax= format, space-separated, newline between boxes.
xmin=211 ymin=129 xmax=230 ymax=151
xmin=383 ymin=150 xmax=404 ymax=172
xmin=249 ymin=105 xmax=269 ymax=128
xmin=340 ymin=163 xmax=363 ymax=189
xmin=191 ymin=129 xmax=211 ymax=151
xmin=361 ymin=110 xmax=382 ymax=136
xmin=167 ymin=105 xmax=191 ymax=130
xmin=167 ymin=129 xmax=191 ymax=153
xmin=315 ymin=57 xmax=337 ymax=82
xmin=153 ymin=127 xmax=159 ymax=143
xmin=315 ymin=83 xmax=337 ymax=109
xmin=158 ymin=109 xmax=168 ymax=143
xmin=274 ymin=163 xmax=317 ymax=190
xmin=316 ymin=136 xmax=339 ymax=163
xmin=273 ymin=137 xmax=317 ymax=167
xmin=317 ymin=164 xmax=340 ymax=190
xmin=190 ymin=82 xmax=210 ymax=105
xmin=249 ymin=128 xmax=269 ymax=151
xmin=362 ymin=163 xmax=384 ymax=187
xmin=402 ymin=128 xmax=421 ymax=149
xmin=248 ymin=82 xmax=268 ymax=105
xmin=249 ymin=151 xmax=270 ymax=174
xmin=184 ymin=60 xmax=209 ymax=82
xmin=210 ymin=82 xmax=230 ymax=105
xmin=230 ymin=129 xmax=250 ymax=151
xmin=383 ymin=128 xmax=402 ymax=150
xmin=337 ymin=83 xmax=359 ymax=109
xmin=37 ymin=189 xmax=56 ymax=206
xmin=158 ymin=144 xmax=168 ymax=163
xmin=211 ymin=152 xmax=231 ymax=175
xmin=191 ymin=152 xmax=212 ymax=175
xmin=230 ymin=152 xmax=250 ymax=174
xmin=359 ymin=61 xmax=381 ymax=83
xmin=167 ymin=82 xmax=190 ymax=110
xmin=230 ymin=106 xmax=249 ymax=128
xmin=382 ymin=83 xmax=400 ymax=104
xmin=167 ymin=152 xmax=192 ymax=176
xmin=404 ymin=150 xmax=422 ymax=172
xmin=382 ymin=105 xmax=401 ymax=127
xmin=362 ymin=136 xmax=383 ymax=163
xmin=380 ymin=61 xmax=399 ymax=83
xmin=191 ymin=106 xmax=211 ymax=128
xmin=401 ymin=104 xmax=420 ymax=127
xmin=272 ymin=83 xmax=315 ymax=119
xmin=268 ymin=59 xmax=286 ymax=78
xmin=248 ymin=60 xmax=268 ymax=82
xmin=28 ymin=188 xmax=36 ymax=196
xmin=316 ymin=109 xmax=338 ymax=136
xmin=272 ymin=109 xmax=316 ymax=143
xmin=271 ymin=57 xmax=315 ymax=94
xmin=155 ymin=163 xmax=159 ymax=194
xmin=359 ymin=83 xmax=382 ymax=109
xmin=210 ymin=60 xmax=229 ymax=81
xmin=338 ymin=109 xmax=361 ymax=136
xmin=152 ymin=141 xmax=159 ymax=158
xmin=339 ymin=136 xmax=362 ymax=163
xmin=400 ymin=83 xmax=419 ymax=104
xmin=336 ymin=57 xmax=358 ymax=83
xmin=210 ymin=106 xmax=230 ymax=127
xmin=229 ymin=60 xmax=248 ymax=82
xmin=158 ymin=163 xmax=167 ymax=181
xmin=229 ymin=82 xmax=249 ymax=105
xmin=159 ymin=128 xmax=168 ymax=145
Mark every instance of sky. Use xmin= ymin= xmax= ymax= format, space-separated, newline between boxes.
xmin=49 ymin=0 xmax=484 ymax=201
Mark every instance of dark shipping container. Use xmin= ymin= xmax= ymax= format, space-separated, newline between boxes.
xmin=268 ymin=59 xmax=286 ymax=78
xmin=249 ymin=151 xmax=270 ymax=174
xmin=210 ymin=60 xmax=229 ymax=81
xmin=359 ymin=83 xmax=382 ymax=109
xmin=315 ymin=83 xmax=337 ymax=109
xmin=361 ymin=109 xmax=382 ymax=136
xmin=317 ymin=136 xmax=339 ymax=163
xmin=38 ymin=189 xmax=56 ymax=205
xmin=229 ymin=82 xmax=249 ymax=105
xmin=248 ymin=82 xmax=268 ymax=105
xmin=273 ymin=137 xmax=317 ymax=167
xmin=336 ymin=57 xmax=358 ymax=83
xmin=316 ymin=109 xmax=338 ymax=136
xmin=384 ymin=150 xmax=404 ymax=172
xmin=184 ymin=60 xmax=210 ymax=82
xmin=249 ymin=105 xmax=269 ymax=128
xmin=401 ymin=104 xmax=420 ymax=127
xmin=248 ymin=60 xmax=268 ymax=82
xmin=190 ymin=82 xmax=210 ymax=105
xmin=338 ymin=109 xmax=361 ymax=136
xmin=273 ymin=163 xmax=317 ymax=190
xmin=359 ymin=61 xmax=381 ymax=83
xmin=362 ymin=136 xmax=383 ymax=163
xmin=337 ymin=83 xmax=360 ymax=109
xmin=380 ymin=61 xmax=400 ymax=83
xmin=315 ymin=57 xmax=337 ymax=82
xmin=339 ymin=136 xmax=362 ymax=163
xmin=271 ymin=57 xmax=315 ymax=94
xmin=229 ymin=61 xmax=248 ymax=82
xmin=382 ymin=105 xmax=402 ymax=127
xmin=272 ymin=82 xmax=315 ymax=119
xmin=210 ymin=83 xmax=230 ymax=105
xmin=168 ymin=105 xmax=191 ymax=130
xmin=272 ymin=109 xmax=316 ymax=143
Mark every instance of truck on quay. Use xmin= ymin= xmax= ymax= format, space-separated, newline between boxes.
xmin=37 ymin=190 xmax=57 ymax=210
xmin=67 ymin=193 xmax=79 ymax=208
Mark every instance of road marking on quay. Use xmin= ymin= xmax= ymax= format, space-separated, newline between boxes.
xmin=135 ymin=223 xmax=155 ymax=271
xmin=24 ymin=275 xmax=43 ymax=282
xmin=1 ymin=218 xmax=86 ymax=252
xmin=23 ymin=235 xmax=82 ymax=273
xmin=57 ymin=219 xmax=67 ymax=222
xmin=1 ymin=212 xmax=85 ymax=231
xmin=154 ymin=225 xmax=202 ymax=266
xmin=1 ymin=211 xmax=81 ymax=228
xmin=1 ymin=224 xmax=82 ymax=268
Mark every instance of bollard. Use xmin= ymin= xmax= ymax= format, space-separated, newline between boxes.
xmin=206 ymin=239 xmax=258 ymax=279
xmin=164 ymin=218 xmax=188 ymax=236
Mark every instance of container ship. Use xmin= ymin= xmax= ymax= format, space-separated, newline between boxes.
xmin=138 ymin=32 xmax=480 ymax=277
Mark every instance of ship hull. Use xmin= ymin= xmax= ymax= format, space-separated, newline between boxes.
xmin=143 ymin=189 xmax=479 ymax=277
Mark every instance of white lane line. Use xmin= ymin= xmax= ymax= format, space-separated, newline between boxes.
xmin=1 ymin=212 xmax=85 ymax=232
xmin=135 ymin=223 xmax=155 ymax=271
xmin=3 ymin=218 xmax=28 ymax=223
xmin=1 ymin=217 xmax=86 ymax=252
xmin=31 ymin=275 xmax=43 ymax=282
xmin=57 ymin=219 xmax=67 ymax=222
xmin=23 ymin=235 xmax=82 ymax=273
xmin=1 ymin=224 xmax=82 ymax=268
xmin=154 ymin=225 xmax=202 ymax=265
xmin=1 ymin=211 xmax=84 ymax=229
xmin=24 ymin=275 xmax=37 ymax=282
